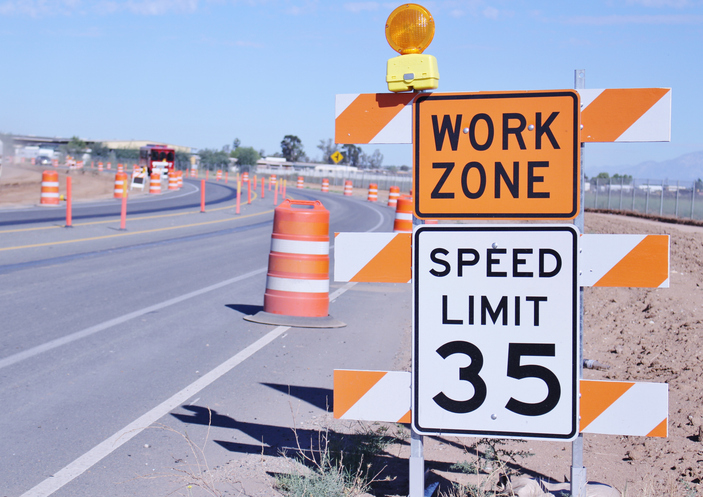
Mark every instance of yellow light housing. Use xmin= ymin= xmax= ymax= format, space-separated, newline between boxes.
xmin=385 ymin=4 xmax=435 ymax=55
xmin=385 ymin=4 xmax=439 ymax=92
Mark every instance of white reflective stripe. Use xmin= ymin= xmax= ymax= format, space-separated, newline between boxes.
xmin=271 ymin=238 xmax=329 ymax=255
xmin=395 ymin=212 xmax=413 ymax=221
xmin=42 ymin=181 xmax=59 ymax=187
xmin=582 ymin=382 xmax=668 ymax=436
xmin=41 ymin=193 xmax=60 ymax=198
xmin=266 ymin=276 xmax=329 ymax=293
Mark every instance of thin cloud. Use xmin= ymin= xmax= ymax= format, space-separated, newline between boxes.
xmin=625 ymin=0 xmax=693 ymax=7
xmin=0 ymin=0 xmax=81 ymax=16
xmin=343 ymin=2 xmax=379 ymax=13
xmin=483 ymin=6 xmax=499 ymax=19
xmin=563 ymin=13 xmax=703 ymax=24
xmin=0 ymin=0 xmax=201 ymax=16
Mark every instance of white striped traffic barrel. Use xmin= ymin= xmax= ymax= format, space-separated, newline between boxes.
xmin=263 ymin=199 xmax=330 ymax=317
xmin=343 ymin=180 xmax=353 ymax=196
xmin=393 ymin=196 xmax=413 ymax=232
xmin=40 ymin=170 xmax=60 ymax=205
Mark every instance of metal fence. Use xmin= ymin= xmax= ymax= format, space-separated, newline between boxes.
xmin=255 ymin=167 xmax=413 ymax=193
xmin=585 ymin=177 xmax=703 ymax=221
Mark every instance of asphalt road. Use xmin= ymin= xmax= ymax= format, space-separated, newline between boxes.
xmin=0 ymin=184 xmax=411 ymax=496
xmin=0 ymin=178 xmax=236 ymax=227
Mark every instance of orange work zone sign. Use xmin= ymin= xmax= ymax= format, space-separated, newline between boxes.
xmin=414 ymin=91 xmax=580 ymax=219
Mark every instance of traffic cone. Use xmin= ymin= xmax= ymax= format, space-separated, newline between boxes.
xmin=39 ymin=170 xmax=60 ymax=205
xmin=244 ymin=199 xmax=345 ymax=328
xmin=393 ymin=196 xmax=413 ymax=232
xmin=177 ymin=170 xmax=183 ymax=189
xmin=343 ymin=180 xmax=353 ymax=196
xmin=297 ymin=176 xmax=304 ymax=189
xmin=321 ymin=178 xmax=329 ymax=193
xmin=216 ymin=170 xmax=222 ymax=181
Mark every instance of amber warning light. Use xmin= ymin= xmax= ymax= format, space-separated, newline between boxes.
xmin=385 ymin=4 xmax=439 ymax=92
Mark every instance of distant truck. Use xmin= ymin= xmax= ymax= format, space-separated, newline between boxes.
xmin=139 ymin=145 xmax=175 ymax=178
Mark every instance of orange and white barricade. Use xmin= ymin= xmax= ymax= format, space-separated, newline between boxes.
xmin=242 ymin=171 xmax=249 ymax=184
xmin=190 ymin=167 xmax=197 ymax=178
xmin=216 ymin=170 xmax=222 ymax=181
xmin=270 ymin=174 xmax=277 ymax=191
xmin=107 ymin=162 xmax=112 ymax=170
xmin=344 ymin=180 xmax=353 ymax=196
xmin=40 ymin=170 xmax=60 ymax=205
xmin=117 ymin=164 xmax=124 ymax=173
xmin=177 ymin=170 xmax=183 ymax=189
xmin=321 ymin=178 xmax=329 ymax=193
xmin=149 ymin=172 xmax=161 ymax=194
xmin=387 ymin=186 xmax=400 ymax=207
xmin=367 ymin=183 xmax=378 ymax=202
xmin=168 ymin=170 xmax=179 ymax=190
xmin=98 ymin=162 xmax=104 ymax=172
xmin=297 ymin=176 xmax=304 ymax=189
xmin=244 ymin=199 xmax=344 ymax=328
xmin=393 ymin=196 xmax=413 ymax=232
xmin=114 ymin=172 xmax=128 ymax=198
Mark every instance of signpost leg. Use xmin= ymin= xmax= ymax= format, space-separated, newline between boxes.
xmin=571 ymin=69 xmax=588 ymax=497
xmin=409 ymin=429 xmax=424 ymax=497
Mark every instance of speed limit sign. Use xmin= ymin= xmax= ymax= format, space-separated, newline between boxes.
xmin=413 ymin=225 xmax=579 ymax=440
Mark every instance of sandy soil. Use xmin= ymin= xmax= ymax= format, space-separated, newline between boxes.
xmin=3 ymin=164 xmax=702 ymax=496
xmin=169 ymin=212 xmax=703 ymax=497
xmin=0 ymin=163 xmax=130 ymax=207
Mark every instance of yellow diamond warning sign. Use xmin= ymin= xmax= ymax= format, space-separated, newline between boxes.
xmin=413 ymin=91 xmax=580 ymax=219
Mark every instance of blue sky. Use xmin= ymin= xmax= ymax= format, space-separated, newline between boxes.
xmin=2 ymin=0 xmax=702 ymax=176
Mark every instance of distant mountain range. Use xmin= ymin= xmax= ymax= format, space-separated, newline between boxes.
xmin=585 ymin=151 xmax=703 ymax=182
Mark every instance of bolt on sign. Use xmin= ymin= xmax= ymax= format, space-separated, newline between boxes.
xmin=414 ymin=91 xmax=580 ymax=219
xmin=413 ymin=225 xmax=579 ymax=439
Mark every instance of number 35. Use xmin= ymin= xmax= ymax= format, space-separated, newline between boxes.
xmin=433 ymin=341 xmax=561 ymax=416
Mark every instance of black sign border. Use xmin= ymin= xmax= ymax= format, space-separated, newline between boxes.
xmin=412 ymin=225 xmax=579 ymax=440
xmin=413 ymin=91 xmax=580 ymax=219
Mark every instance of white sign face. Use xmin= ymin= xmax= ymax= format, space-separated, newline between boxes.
xmin=413 ymin=225 xmax=579 ymax=440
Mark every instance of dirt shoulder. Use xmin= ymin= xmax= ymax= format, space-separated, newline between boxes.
xmin=0 ymin=163 xmax=133 ymax=208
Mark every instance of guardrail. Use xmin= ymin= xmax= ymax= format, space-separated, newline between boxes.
xmin=585 ymin=177 xmax=703 ymax=221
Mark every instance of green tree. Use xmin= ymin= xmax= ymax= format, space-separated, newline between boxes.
xmin=367 ymin=149 xmax=383 ymax=169
xmin=317 ymin=138 xmax=338 ymax=164
xmin=281 ymin=135 xmax=305 ymax=162
xmin=611 ymin=173 xmax=633 ymax=184
xmin=232 ymin=146 xmax=260 ymax=171
xmin=67 ymin=136 xmax=87 ymax=157
xmin=342 ymin=144 xmax=361 ymax=167
xmin=199 ymin=148 xmax=231 ymax=171
xmin=595 ymin=172 xmax=610 ymax=179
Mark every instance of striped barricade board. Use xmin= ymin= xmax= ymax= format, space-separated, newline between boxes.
xmin=334 ymin=231 xmax=669 ymax=288
xmin=334 ymin=370 xmax=667 ymax=438
xmin=335 ymin=89 xmax=671 ymax=144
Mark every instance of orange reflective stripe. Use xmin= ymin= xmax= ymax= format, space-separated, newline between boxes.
xmin=647 ymin=418 xmax=668 ymax=438
xmin=594 ymin=235 xmax=669 ymax=287
xmin=351 ymin=233 xmax=411 ymax=283
xmin=579 ymin=380 xmax=633 ymax=432
xmin=333 ymin=370 xmax=386 ymax=419
xmin=581 ymin=88 xmax=669 ymax=142
xmin=335 ymin=93 xmax=415 ymax=144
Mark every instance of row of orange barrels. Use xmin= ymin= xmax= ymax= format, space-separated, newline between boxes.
xmin=38 ymin=169 xmax=185 ymax=205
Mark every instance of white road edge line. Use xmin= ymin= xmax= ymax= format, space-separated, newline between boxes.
xmin=0 ymin=267 xmax=268 ymax=371
xmin=20 ymin=281 xmax=359 ymax=497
